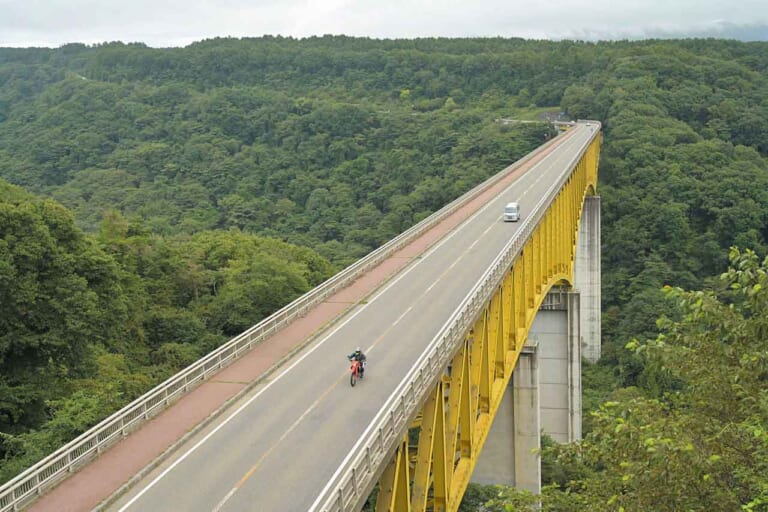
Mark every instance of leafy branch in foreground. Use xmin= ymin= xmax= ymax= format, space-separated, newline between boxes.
xmin=536 ymin=248 xmax=768 ymax=511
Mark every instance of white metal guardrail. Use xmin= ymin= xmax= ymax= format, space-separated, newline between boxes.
xmin=0 ymin=126 xmax=572 ymax=512
xmin=312 ymin=123 xmax=600 ymax=512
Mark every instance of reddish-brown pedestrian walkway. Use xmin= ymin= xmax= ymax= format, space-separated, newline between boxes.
xmin=29 ymin=131 xmax=574 ymax=512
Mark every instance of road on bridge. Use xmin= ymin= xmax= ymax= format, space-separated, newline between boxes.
xmin=107 ymin=124 xmax=597 ymax=512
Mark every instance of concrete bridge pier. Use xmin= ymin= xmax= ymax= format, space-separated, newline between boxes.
xmin=535 ymin=289 xmax=582 ymax=444
xmin=468 ymin=342 xmax=540 ymax=492
xmin=471 ymin=288 xmax=581 ymax=491
xmin=512 ymin=345 xmax=541 ymax=494
xmin=576 ymin=195 xmax=601 ymax=363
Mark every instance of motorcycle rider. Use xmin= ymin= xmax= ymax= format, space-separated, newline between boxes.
xmin=347 ymin=347 xmax=367 ymax=379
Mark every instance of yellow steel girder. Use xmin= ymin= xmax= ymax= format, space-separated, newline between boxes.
xmin=375 ymin=131 xmax=600 ymax=512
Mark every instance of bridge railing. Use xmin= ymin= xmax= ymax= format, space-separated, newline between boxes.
xmin=312 ymin=123 xmax=600 ymax=512
xmin=0 ymin=127 xmax=572 ymax=512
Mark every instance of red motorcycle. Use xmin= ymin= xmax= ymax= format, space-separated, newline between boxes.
xmin=349 ymin=358 xmax=364 ymax=387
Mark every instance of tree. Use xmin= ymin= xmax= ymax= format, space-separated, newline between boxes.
xmin=0 ymin=181 xmax=127 ymax=432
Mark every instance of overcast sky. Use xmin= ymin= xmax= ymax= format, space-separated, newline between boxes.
xmin=1 ymin=0 xmax=767 ymax=48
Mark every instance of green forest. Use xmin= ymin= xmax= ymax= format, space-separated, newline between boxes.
xmin=1 ymin=37 xmax=767 ymax=509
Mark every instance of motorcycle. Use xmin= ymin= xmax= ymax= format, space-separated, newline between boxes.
xmin=348 ymin=358 xmax=364 ymax=387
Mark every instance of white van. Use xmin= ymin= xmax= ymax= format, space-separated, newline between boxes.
xmin=503 ymin=202 xmax=520 ymax=222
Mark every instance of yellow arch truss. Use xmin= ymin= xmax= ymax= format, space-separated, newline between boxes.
xmin=375 ymin=131 xmax=600 ymax=512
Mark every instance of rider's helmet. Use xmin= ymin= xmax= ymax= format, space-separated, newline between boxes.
xmin=356 ymin=346 xmax=361 ymax=353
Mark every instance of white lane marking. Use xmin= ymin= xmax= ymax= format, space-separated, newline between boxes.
xmin=392 ymin=306 xmax=413 ymax=326
xmin=211 ymin=489 xmax=236 ymax=512
xmin=517 ymin=145 xmax=570 ymax=198
xmin=117 ymin=300 xmax=377 ymax=511
xmin=516 ymin=133 xmax=584 ymax=199
xmin=469 ymin=240 xmax=479 ymax=250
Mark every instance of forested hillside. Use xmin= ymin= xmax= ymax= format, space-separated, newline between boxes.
xmin=1 ymin=37 xmax=768 ymax=507
xmin=0 ymin=39 xmax=556 ymax=264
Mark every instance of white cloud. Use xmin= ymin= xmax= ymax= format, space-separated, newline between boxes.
xmin=0 ymin=0 xmax=766 ymax=47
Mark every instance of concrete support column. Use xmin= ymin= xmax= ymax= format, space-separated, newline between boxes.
xmin=575 ymin=195 xmax=601 ymax=363
xmin=512 ymin=347 xmax=541 ymax=494
xmin=471 ymin=346 xmax=540 ymax=493
xmin=566 ymin=291 xmax=582 ymax=442
xmin=531 ymin=289 xmax=581 ymax=443
xmin=471 ymin=380 xmax=515 ymax=485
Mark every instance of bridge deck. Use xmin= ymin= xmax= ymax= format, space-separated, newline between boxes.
xmin=25 ymin=128 xmax=584 ymax=511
